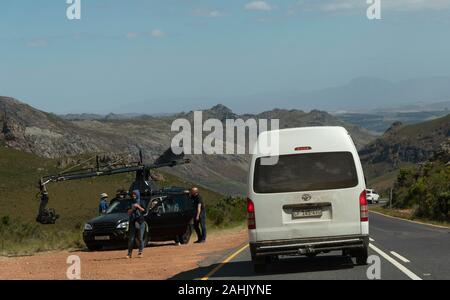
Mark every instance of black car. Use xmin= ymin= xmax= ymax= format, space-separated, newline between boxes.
xmin=83 ymin=188 xmax=195 ymax=250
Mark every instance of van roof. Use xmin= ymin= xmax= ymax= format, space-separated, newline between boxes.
xmin=254 ymin=126 xmax=356 ymax=157
xmin=262 ymin=126 xmax=349 ymax=135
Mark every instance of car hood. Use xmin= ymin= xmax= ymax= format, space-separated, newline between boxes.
xmin=88 ymin=213 xmax=129 ymax=225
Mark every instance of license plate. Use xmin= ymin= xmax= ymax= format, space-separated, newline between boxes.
xmin=292 ymin=208 xmax=322 ymax=219
xmin=94 ymin=236 xmax=110 ymax=241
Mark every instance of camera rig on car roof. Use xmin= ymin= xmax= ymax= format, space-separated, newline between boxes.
xmin=36 ymin=148 xmax=190 ymax=224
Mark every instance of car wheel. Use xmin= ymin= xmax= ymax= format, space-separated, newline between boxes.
xmin=178 ymin=224 xmax=192 ymax=245
xmin=86 ymin=244 xmax=102 ymax=251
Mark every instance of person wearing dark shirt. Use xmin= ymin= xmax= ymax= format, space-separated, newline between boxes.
xmin=126 ymin=190 xmax=146 ymax=258
xmin=190 ymin=187 xmax=206 ymax=243
xmin=110 ymin=188 xmax=126 ymax=206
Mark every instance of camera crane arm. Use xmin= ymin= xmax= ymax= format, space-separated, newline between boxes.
xmin=36 ymin=155 xmax=191 ymax=224
xmin=39 ymin=159 xmax=190 ymax=189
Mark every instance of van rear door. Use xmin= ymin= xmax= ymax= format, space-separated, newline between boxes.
xmin=252 ymin=151 xmax=362 ymax=242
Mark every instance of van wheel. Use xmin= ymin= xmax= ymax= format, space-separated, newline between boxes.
xmin=252 ymin=257 xmax=267 ymax=273
xmin=178 ymin=225 xmax=192 ymax=245
xmin=355 ymin=247 xmax=368 ymax=265
xmin=253 ymin=262 xmax=266 ymax=273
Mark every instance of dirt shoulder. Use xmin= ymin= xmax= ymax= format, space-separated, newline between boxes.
xmin=0 ymin=227 xmax=248 ymax=280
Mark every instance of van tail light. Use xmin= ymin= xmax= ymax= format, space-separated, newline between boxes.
xmin=295 ymin=146 xmax=312 ymax=151
xmin=360 ymin=190 xmax=369 ymax=222
xmin=247 ymin=198 xmax=256 ymax=230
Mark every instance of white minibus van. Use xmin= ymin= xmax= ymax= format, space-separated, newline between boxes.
xmin=247 ymin=127 xmax=369 ymax=272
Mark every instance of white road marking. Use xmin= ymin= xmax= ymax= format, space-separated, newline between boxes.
xmin=369 ymin=244 xmax=422 ymax=280
xmin=369 ymin=238 xmax=375 ymax=242
xmin=390 ymin=251 xmax=410 ymax=263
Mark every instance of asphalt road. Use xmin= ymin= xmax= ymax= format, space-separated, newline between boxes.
xmin=174 ymin=211 xmax=450 ymax=280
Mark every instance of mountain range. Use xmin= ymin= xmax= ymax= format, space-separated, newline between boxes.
xmin=1 ymin=97 xmax=374 ymax=195
xmin=2 ymin=95 xmax=448 ymax=195
xmin=269 ymin=76 xmax=450 ymax=112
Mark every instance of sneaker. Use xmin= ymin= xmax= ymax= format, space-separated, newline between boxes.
xmin=126 ymin=254 xmax=132 ymax=259
xmin=194 ymin=240 xmax=201 ymax=244
xmin=199 ymin=240 xmax=206 ymax=244
xmin=175 ymin=242 xmax=181 ymax=246
xmin=138 ymin=252 xmax=143 ymax=258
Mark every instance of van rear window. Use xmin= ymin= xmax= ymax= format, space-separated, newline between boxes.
xmin=253 ymin=152 xmax=358 ymax=193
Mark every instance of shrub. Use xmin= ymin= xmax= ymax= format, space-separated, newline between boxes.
xmin=206 ymin=197 xmax=246 ymax=227
xmin=391 ymin=162 xmax=449 ymax=221
xmin=1 ymin=215 xmax=10 ymax=226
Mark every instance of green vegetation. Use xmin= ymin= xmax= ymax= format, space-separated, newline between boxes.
xmin=207 ymin=196 xmax=246 ymax=228
xmin=0 ymin=146 xmax=244 ymax=256
xmin=0 ymin=216 xmax=84 ymax=256
xmin=389 ymin=162 xmax=449 ymax=222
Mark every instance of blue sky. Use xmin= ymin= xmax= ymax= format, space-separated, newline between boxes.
xmin=1 ymin=0 xmax=450 ymax=114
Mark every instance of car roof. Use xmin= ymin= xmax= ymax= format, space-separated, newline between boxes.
xmin=155 ymin=186 xmax=189 ymax=195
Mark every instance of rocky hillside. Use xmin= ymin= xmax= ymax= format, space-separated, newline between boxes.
xmin=1 ymin=97 xmax=375 ymax=195
xmin=0 ymin=97 xmax=142 ymax=158
xmin=359 ymin=114 xmax=450 ymax=177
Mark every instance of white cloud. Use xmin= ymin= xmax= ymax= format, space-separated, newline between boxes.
xmin=245 ymin=1 xmax=273 ymax=12
xmin=26 ymin=39 xmax=48 ymax=48
xmin=286 ymin=8 xmax=296 ymax=16
xmin=150 ymin=29 xmax=166 ymax=38
xmin=208 ymin=10 xmax=222 ymax=17
xmin=126 ymin=32 xmax=138 ymax=39
xmin=193 ymin=8 xmax=223 ymax=18
xmin=320 ymin=1 xmax=356 ymax=12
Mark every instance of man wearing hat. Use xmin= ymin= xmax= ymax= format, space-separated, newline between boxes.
xmin=99 ymin=193 xmax=109 ymax=215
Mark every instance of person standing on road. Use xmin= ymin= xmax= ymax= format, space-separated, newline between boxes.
xmin=190 ymin=187 xmax=206 ymax=243
xmin=127 ymin=190 xmax=146 ymax=259
xmin=99 ymin=193 xmax=109 ymax=215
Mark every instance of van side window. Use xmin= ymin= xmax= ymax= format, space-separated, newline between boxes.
xmin=254 ymin=152 xmax=358 ymax=194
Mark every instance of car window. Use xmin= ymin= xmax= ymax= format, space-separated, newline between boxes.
xmin=158 ymin=194 xmax=192 ymax=214
xmin=107 ymin=200 xmax=132 ymax=214
xmin=107 ymin=198 xmax=151 ymax=214
xmin=254 ymin=152 xmax=359 ymax=194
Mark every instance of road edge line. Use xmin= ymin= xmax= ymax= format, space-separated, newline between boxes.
xmin=200 ymin=244 xmax=249 ymax=280
xmin=390 ymin=251 xmax=411 ymax=263
xmin=369 ymin=243 xmax=421 ymax=280
xmin=370 ymin=210 xmax=449 ymax=229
